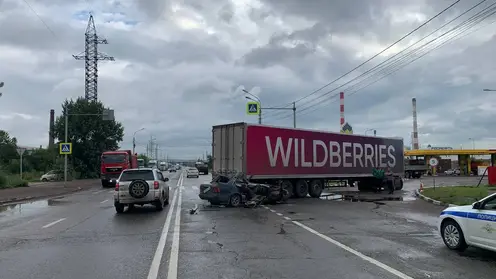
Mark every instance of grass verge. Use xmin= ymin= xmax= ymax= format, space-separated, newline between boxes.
xmin=422 ymin=186 xmax=496 ymax=205
xmin=0 ymin=173 xmax=29 ymax=189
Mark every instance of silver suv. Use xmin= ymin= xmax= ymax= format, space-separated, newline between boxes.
xmin=114 ymin=168 xmax=170 ymax=213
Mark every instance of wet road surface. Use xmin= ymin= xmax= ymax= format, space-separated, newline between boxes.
xmin=0 ymin=173 xmax=495 ymax=279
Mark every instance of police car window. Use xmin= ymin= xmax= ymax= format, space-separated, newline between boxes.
xmin=483 ymin=197 xmax=496 ymax=210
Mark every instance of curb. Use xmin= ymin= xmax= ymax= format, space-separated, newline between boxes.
xmin=414 ymin=188 xmax=458 ymax=207
xmin=0 ymin=186 xmax=85 ymax=206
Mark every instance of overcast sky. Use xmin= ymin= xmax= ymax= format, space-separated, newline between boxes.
xmin=1 ymin=0 xmax=495 ymax=159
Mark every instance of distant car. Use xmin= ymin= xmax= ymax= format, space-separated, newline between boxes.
xmin=439 ymin=192 xmax=496 ymax=252
xmin=186 ymin=167 xmax=199 ymax=178
xmin=444 ymin=169 xmax=460 ymax=175
xmin=114 ymin=168 xmax=170 ymax=213
xmin=168 ymin=167 xmax=176 ymax=172
xmin=40 ymin=170 xmax=63 ymax=182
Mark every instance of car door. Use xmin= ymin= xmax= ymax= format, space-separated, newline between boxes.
xmin=467 ymin=195 xmax=496 ymax=249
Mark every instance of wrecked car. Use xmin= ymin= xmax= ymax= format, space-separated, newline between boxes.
xmin=199 ymin=173 xmax=290 ymax=207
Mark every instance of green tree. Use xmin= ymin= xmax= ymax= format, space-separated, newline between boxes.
xmin=138 ymin=154 xmax=150 ymax=165
xmin=53 ymin=98 xmax=124 ymax=178
xmin=207 ymin=154 xmax=212 ymax=170
xmin=24 ymin=147 xmax=58 ymax=172
xmin=0 ymin=130 xmax=18 ymax=166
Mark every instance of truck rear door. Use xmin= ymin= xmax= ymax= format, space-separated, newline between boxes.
xmin=212 ymin=123 xmax=246 ymax=173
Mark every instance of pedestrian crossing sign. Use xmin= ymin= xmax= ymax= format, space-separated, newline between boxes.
xmin=59 ymin=143 xmax=72 ymax=155
xmin=246 ymin=101 xmax=260 ymax=115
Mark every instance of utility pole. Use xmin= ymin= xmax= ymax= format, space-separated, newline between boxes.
xmin=263 ymin=105 xmax=297 ymax=128
xmin=155 ymin=144 xmax=158 ymax=160
xmin=292 ymin=102 xmax=296 ymax=128
xmin=148 ymin=135 xmax=153 ymax=158
xmin=73 ymin=15 xmax=115 ymax=101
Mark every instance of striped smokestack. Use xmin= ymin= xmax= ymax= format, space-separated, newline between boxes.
xmin=49 ymin=109 xmax=55 ymax=148
xmin=412 ymin=98 xmax=419 ymax=149
xmin=340 ymin=92 xmax=345 ymax=128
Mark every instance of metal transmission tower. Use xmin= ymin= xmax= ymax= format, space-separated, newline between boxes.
xmin=73 ymin=15 xmax=115 ymax=101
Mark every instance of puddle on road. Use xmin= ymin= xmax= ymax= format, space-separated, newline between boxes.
xmin=320 ymin=194 xmax=343 ymax=201
xmin=320 ymin=190 xmax=418 ymax=203
xmin=0 ymin=197 xmax=65 ymax=218
xmin=399 ymin=212 xmax=440 ymax=227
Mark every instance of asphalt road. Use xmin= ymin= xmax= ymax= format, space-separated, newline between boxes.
xmin=0 ymin=172 xmax=495 ymax=279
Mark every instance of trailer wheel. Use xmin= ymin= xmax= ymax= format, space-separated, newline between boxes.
xmin=281 ymin=180 xmax=293 ymax=198
xmin=395 ymin=178 xmax=404 ymax=190
xmin=309 ymin=180 xmax=323 ymax=198
xmin=294 ymin=180 xmax=309 ymax=198
xmin=357 ymin=181 xmax=372 ymax=192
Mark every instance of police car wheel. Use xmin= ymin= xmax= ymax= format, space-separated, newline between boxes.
xmin=441 ymin=219 xmax=467 ymax=251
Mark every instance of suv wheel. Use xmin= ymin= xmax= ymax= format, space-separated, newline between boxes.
xmin=129 ymin=179 xmax=150 ymax=199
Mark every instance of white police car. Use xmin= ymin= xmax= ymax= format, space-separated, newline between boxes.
xmin=439 ymin=192 xmax=496 ymax=252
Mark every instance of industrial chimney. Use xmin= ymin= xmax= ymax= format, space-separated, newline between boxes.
xmin=412 ymin=98 xmax=419 ymax=149
xmin=340 ymin=92 xmax=345 ymax=128
xmin=48 ymin=109 xmax=55 ymax=148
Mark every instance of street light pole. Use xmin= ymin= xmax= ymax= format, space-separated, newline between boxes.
xmin=469 ymin=137 xmax=475 ymax=149
xmin=64 ymin=112 xmax=68 ymax=186
xmin=132 ymin=128 xmax=145 ymax=154
xmin=243 ymin=89 xmax=297 ymax=128
xmin=483 ymin=89 xmax=496 ymax=91
xmin=0 ymin=81 xmax=4 ymax=98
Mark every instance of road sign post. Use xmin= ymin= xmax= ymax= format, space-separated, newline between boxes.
xmin=16 ymin=148 xmax=26 ymax=180
xmin=429 ymin=157 xmax=439 ymax=189
xmin=246 ymin=102 xmax=261 ymax=124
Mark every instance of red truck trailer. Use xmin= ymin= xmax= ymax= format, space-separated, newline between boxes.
xmin=100 ymin=150 xmax=138 ymax=187
xmin=212 ymin=123 xmax=404 ymax=197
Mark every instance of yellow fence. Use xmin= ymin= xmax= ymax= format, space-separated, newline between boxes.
xmin=404 ymin=149 xmax=496 ymax=156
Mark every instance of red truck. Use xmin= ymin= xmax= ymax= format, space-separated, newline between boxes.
xmin=212 ymin=123 xmax=404 ymax=197
xmin=100 ymin=150 xmax=138 ymax=187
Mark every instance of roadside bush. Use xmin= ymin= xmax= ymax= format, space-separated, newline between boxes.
xmin=7 ymin=176 xmax=28 ymax=188
xmin=20 ymin=171 xmax=44 ymax=182
xmin=0 ymin=172 xmax=7 ymax=188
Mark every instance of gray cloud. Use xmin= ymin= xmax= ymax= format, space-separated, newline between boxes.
xmin=0 ymin=0 xmax=495 ymax=159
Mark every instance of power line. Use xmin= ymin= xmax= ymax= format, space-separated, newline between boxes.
xmin=22 ymin=0 xmax=58 ymax=39
xmin=265 ymin=0 xmax=462 ymax=113
xmin=267 ymin=1 xmax=496 ymax=122
xmin=271 ymin=3 xmax=496 ymax=121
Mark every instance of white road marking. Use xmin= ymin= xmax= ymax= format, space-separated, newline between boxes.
xmin=276 ymin=213 xmax=283 ymax=216
xmin=270 ymin=209 xmax=276 ymax=213
xmin=93 ymin=190 xmax=105 ymax=194
xmin=292 ymin=220 xmax=413 ymax=279
xmin=100 ymin=199 xmax=109 ymax=204
xmin=283 ymin=216 xmax=291 ymax=221
xmin=192 ymin=186 xmax=198 ymax=190
xmin=42 ymin=218 xmax=66 ymax=229
xmin=146 ymin=172 xmax=182 ymax=279
xmin=108 ymin=190 xmax=114 ymax=193
xmin=167 ymin=170 xmax=184 ymax=279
